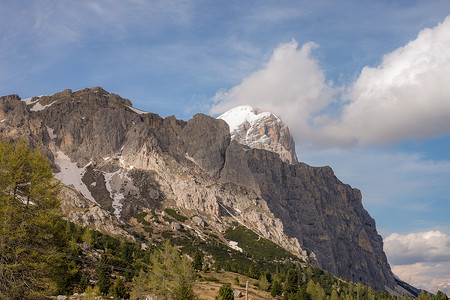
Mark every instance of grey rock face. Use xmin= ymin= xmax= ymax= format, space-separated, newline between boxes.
xmin=244 ymin=150 xmax=395 ymax=290
xmin=0 ymin=87 xmax=396 ymax=291
xmin=181 ymin=113 xmax=230 ymax=177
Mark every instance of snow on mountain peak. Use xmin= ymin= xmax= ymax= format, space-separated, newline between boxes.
xmin=218 ymin=105 xmax=298 ymax=163
xmin=218 ymin=105 xmax=276 ymax=132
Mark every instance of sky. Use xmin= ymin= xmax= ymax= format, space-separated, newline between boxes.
xmin=1 ymin=0 xmax=450 ymax=293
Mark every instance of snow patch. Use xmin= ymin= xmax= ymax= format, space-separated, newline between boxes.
xmin=229 ymin=241 xmax=243 ymax=252
xmin=127 ymin=105 xmax=148 ymax=115
xmin=46 ymin=126 xmax=57 ymax=140
xmin=184 ymin=224 xmax=203 ymax=239
xmin=54 ymin=150 xmax=97 ymax=203
xmin=23 ymin=96 xmax=43 ymax=105
xmin=30 ymin=100 xmax=58 ymax=112
xmin=218 ymin=105 xmax=272 ymax=133
xmin=103 ymin=169 xmax=132 ymax=219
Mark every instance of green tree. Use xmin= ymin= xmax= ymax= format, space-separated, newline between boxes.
xmin=85 ymin=285 xmax=100 ymax=300
xmin=0 ymin=139 xmax=64 ymax=298
xmin=233 ymin=277 xmax=240 ymax=286
xmin=289 ymin=288 xmax=310 ymax=300
xmin=96 ymin=254 xmax=112 ymax=295
xmin=79 ymin=273 xmax=90 ymax=293
xmin=120 ymin=238 xmax=133 ymax=262
xmin=82 ymin=227 xmax=94 ymax=247
xmin=216 ymin=283 xmax=234 ymax=300
xmin=330 ymin=289 xmax=339 ymax=300
xmin=215 ymin=261 xmax=222 ymax=273
xmin=111 ymin=277 xmax=129 ymax=299
xmin=306 ymin=280 xmax=318 ymax=300
xmin=248 ymin=262 xmax=261 ymax=279
xmin=192 ymin=251 xmax=203 ymax=271
xmin=174 ymin=281 xmax=196 ymax=300
xmin=259 ymin=274 xmax=270 ymax=291
xmin=284 ymin=269 xmax=298 ymax=294
xmin=130 ymin=271 xmax=149 ymax=300
xmin=270 ymin=279 xmax=283 ymax=297
xmin=130 ymin=240 xmax=196 ymax=299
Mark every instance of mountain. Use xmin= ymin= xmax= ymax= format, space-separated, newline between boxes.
xmin=0 ymin=87 xmax=407 ymax=293
xmin=218 ymin=105 xmax=298 ymax=164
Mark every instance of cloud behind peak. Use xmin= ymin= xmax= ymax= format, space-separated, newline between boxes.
xmin=210 ymin=16 xmax=450 ymax=149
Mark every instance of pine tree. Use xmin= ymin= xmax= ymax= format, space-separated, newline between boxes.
xmin=0 ymin=139 xmax=63 ymax=298
xmin=192 ymin=251 xmax=203 ymax=271
xmin=216 ymin=283 xmax=234 ymax=300
xmin=130 ymin=240 xmax=196 ymax=299
xmin=270 ymin=279 xmax=283 ymax=297
xmin=284 ymin=268 xmax=299 ymax=294
xmin=174 ymin=281 xmax=196 ymax=300
xmin=259 ymin=274 xmax=270 ymax=291
xmin=96 ymin=254 xmax=112 ymax=295
xmin=79 ymin=273 xmax=90 ymax=293
xmin=111 ymin=277 xmax=129 ymax=299
xmin=82 ymin=227 xmax=94 ymax=247
xmin=330 ymin=289 xmax=339 ymax=300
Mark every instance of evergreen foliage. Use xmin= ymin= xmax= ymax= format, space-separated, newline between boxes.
xmin=224 ymin=226 xmax=298 ymax=261
xmin=193 ymin=251 xmax=203 ymax=271
xmin=0 ymin=139 xmax=70 ymax=298
xmin=216 ymin=283 xmax=234 ymax=300
xmin=96 ymin=254 xmax=112 ymax=295
xmin=258 ymin=274 xmax=270 ymax=291
xmin=284 ymin=269 xmax=298 ymax=294
xmin=270 ymin=279 xmax=283 ymax=297
xmin=164 ymin=208 xmax=188 ymax=222
xmin=111 ymin=277 xmax=129 ymax=299
xmin=130 ymin=240 xmax=196 ymax=299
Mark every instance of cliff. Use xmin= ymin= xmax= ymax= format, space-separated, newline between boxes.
xmin=0 ymin=87 xmax=397 ymax=291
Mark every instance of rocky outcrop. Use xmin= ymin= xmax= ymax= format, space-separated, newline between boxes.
xmin=59 ymin=185 xmax=135 ymax=241
xmin=246 ymin=151 xmax=395 ymax=289
xmin=218 ymin=105 xmax=298 ymax=164
xmin=0 ymin=87 xmax=397 ymax=291
xmin=181 ymin=113 xmax=230 ymax=177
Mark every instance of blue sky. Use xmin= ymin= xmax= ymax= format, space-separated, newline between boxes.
xmin=1 ymin=0 xmax=450 ymax=292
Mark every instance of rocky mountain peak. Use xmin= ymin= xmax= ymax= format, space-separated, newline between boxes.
xmin=0 ymin=88 xmax=402 ymax=292
xmin=218 ymin=105 xmax=298 ymax=164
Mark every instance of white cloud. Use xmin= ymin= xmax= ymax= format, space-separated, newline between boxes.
xmin=210 ymin=39 xmax=336 ymax=144
xmin=210 ymin=16 xmax=450 ymax=148
xmin=385 ymin=231 xmax=450 ymax=294
xmin=384 ymin=231 xmax=450 ymax=265
xmin=322 ymin=15 xmax=450 ymax=146
xmin=391 ymin=262 xmax=450 ymax=294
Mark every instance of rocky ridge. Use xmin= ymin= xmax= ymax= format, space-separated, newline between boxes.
xmin=0 ymin=87 xmax=399 ymax=291
xmin=218 ymin=105 xmax=298 ymax=164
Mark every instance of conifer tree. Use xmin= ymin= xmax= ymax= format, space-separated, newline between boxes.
xmin=284 ymin=268 xmax=298 ymax=294
xmin=330 ymin=289 xmax=339 ymax=300
xmin=216 ymin=283 xmax=234 ymax=300
xmin=192 ymin=251 xmax=203 ymax=271
xmin=96 ymin=254 xmax=112 ymax=295
xmin=130 ymin=240 xmax=196 ymax=299
xmin=0 ymin=139 xmax=64 ymax=298
xmin=258 ymin=274 xmax=270 ymax=291
xmin=111 ymin=277 xmax=129 ymax=299
xmin=270 ymin=279 xmax=282 ymax=297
